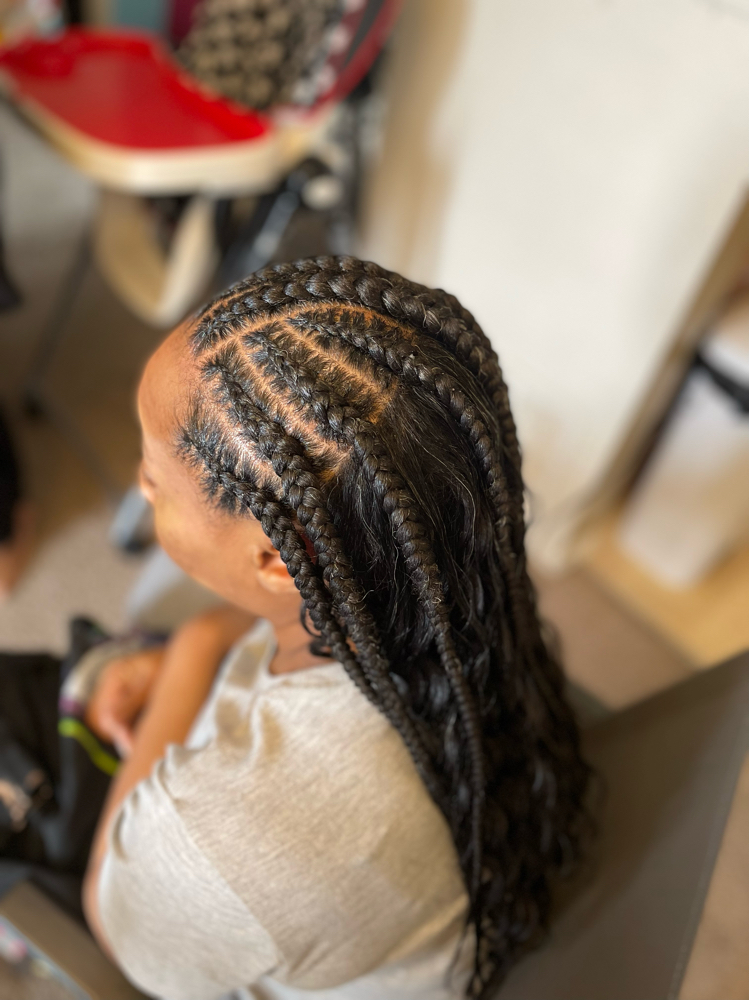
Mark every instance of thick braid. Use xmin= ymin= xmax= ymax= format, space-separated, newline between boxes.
xmin=246 ymin=326 xmax=486 ymax=893
xmin=202 ymin=345 xmax=443 ymax=800
xmin=303 ymin=286 xmax=560 ymax=700
xmin=297 ymin=307 xmax=564 ymax=713
xmin=280 ymin=309 xmax=522 ymax=695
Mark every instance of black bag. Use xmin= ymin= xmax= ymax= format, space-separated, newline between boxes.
xmin=0 ymin=619 xmax=118 ymax=921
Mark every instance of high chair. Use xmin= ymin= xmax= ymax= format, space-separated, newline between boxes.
xmin=0 ymin=1 xmax=401 ymax=499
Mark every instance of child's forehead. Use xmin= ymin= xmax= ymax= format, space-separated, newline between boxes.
xmin=138 ymin=319 xmax=201 ymax=441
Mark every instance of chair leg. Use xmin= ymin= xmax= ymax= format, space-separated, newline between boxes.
xmin=22 ymin=237 xmax=124 ymax=504
xmin=218 ymin=187 xmax=301 ymax=289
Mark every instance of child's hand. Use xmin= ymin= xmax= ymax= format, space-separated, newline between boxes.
xmin=85 ymin=646 xmax=166 ymax=758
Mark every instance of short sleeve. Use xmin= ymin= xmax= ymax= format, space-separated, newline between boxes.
xmin=98 ymin=754 xmax=280 ymax=1000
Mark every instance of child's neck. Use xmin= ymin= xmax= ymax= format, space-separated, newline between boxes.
xmin=268 ymin=614 xmax=335 ymax=675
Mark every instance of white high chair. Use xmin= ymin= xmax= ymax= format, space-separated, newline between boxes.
xmin=0 ymin=1 xmax=401 ymax=499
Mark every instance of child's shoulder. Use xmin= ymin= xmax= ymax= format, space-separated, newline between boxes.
xmin=165 ymin=640 xmax=441 ymax=848
xmin=109 ymin=629 xmax=466 ymax=994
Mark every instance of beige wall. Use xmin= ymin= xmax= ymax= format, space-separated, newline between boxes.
xmin=361 ymin=0 xmax=749 ymax=568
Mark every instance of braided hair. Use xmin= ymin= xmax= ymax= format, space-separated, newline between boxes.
xmin=178 ymin=256 xmax=591 ymax=997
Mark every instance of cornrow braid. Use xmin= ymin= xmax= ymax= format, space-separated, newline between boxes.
xmin=181 ymin=257 xmax=591 ymax=998
xmin=178 ymin=415 xmax=375 ymax=693
xmin=194 ymin=255 xmax=521 ymax=474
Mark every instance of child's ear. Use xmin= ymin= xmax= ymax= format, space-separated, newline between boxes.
xmin=253 ymin=546 xmax=297 ymax=595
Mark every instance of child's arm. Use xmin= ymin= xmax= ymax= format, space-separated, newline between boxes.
xmin=82 ymin=604 xmax=255 ymax=958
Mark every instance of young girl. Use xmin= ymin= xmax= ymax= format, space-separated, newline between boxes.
xmin=82 ymin=256 xmax=590 ymax=1000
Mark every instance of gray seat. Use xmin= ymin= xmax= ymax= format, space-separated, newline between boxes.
xmin=0 ymin=879 xmax=146 ymax=999
xmin=496 ymin=650 xmax=749 ymax=1000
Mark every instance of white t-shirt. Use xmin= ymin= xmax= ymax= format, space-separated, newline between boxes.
xmin=99 ymin=619 xmax=472 ymax=1000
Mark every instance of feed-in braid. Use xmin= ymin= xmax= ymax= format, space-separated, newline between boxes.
xmin=181 ymin=257 xmax=591 ymax=998
xmin=277 ymin=307 xmax=527 ymax=718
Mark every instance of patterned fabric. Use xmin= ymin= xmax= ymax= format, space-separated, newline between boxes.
xmin=177 ymin=0 xmax=346 ymax=111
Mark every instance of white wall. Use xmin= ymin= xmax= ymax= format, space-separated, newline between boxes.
xmin=361 ymin=0 xmax=749 ymax=567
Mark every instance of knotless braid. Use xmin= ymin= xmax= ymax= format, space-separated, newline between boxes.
xmin=182 ymin=257 xmax=591 ymax=998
